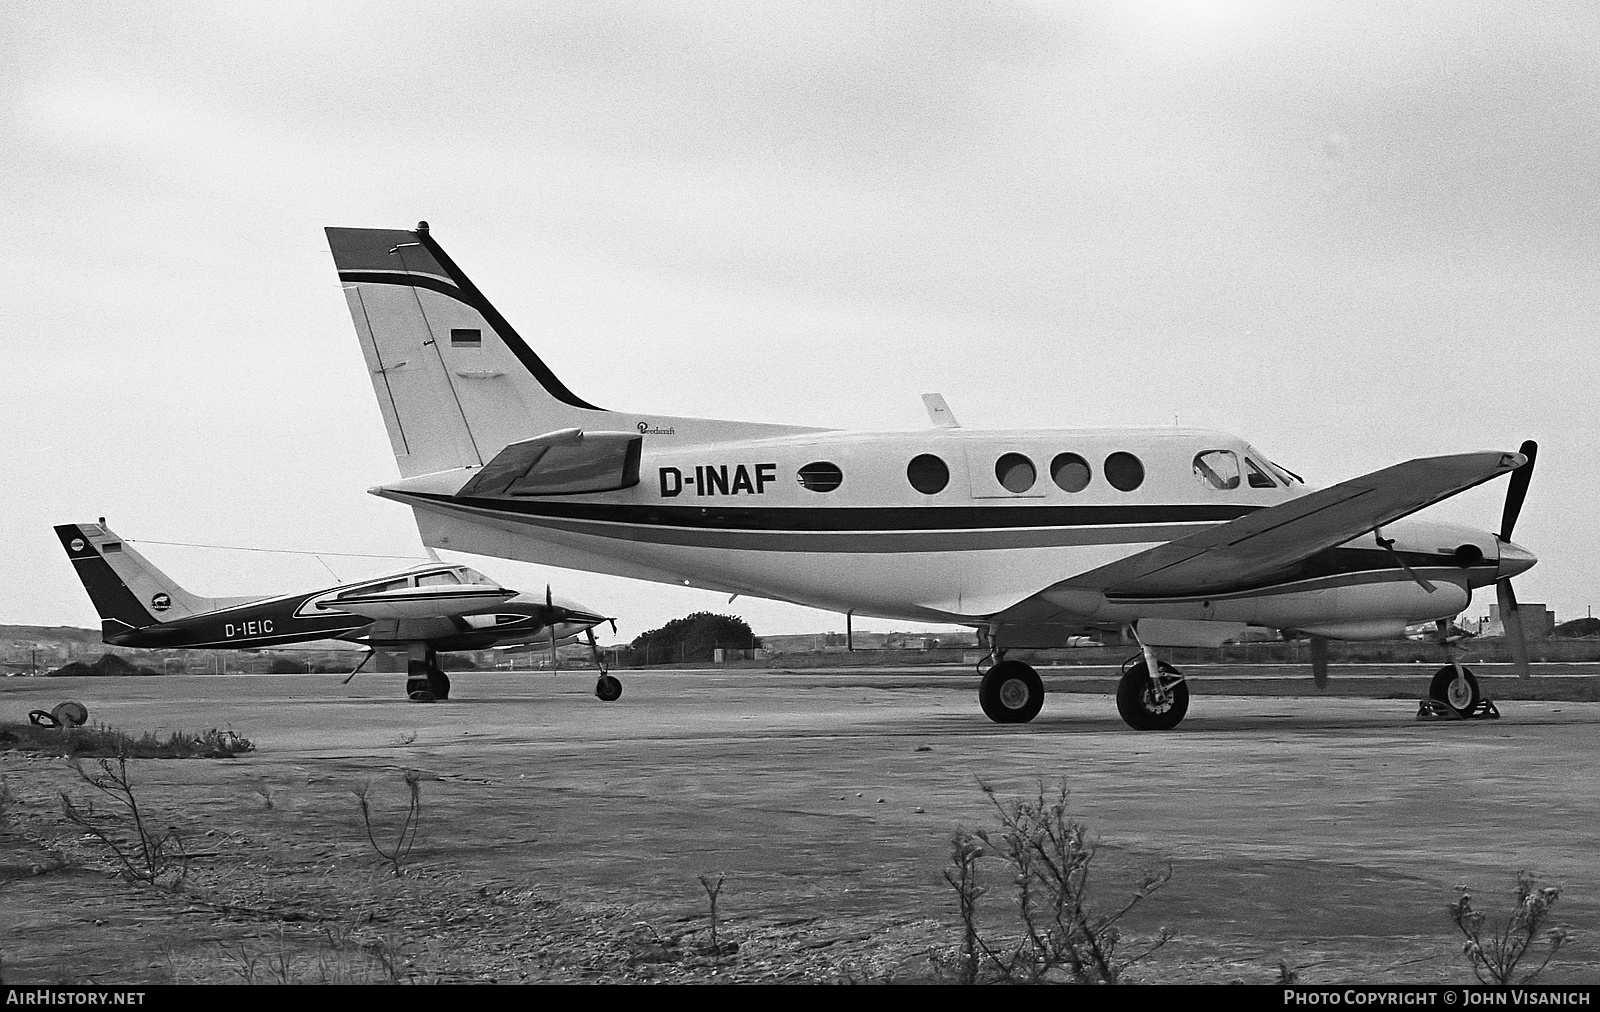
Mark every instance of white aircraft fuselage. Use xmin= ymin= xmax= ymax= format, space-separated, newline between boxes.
xmin=325 ymin=222 xmax=1536 ymax=727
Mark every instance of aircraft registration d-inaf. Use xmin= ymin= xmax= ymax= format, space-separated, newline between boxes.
xmin=55 ymin=520 xmax=617 ymax=702
xmin=325 ymin=222 xmax=1538 ymax=730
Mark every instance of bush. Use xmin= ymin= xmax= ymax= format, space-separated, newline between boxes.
xmin=944 ymin=781 xmax=1172 ymax=984
xmin=1450 ymin=872 xmax=1568 ymax=985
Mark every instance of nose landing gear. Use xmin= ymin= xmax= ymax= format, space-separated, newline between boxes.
xmin=1419 ymin=621 xmax=1498 ymax=720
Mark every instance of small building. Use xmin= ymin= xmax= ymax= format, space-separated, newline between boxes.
xmin=1486 ymin=603 xmax=1555 ymax=641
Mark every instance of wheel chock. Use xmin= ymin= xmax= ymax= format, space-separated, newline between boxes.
xmin=1416 ymin=698 xmax=1500 ymax=721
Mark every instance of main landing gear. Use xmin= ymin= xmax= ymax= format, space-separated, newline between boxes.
xmin=978 ymin=656 xmax=1045 ymax=723
xmin=1116 ymin=658 xmax=1188 ymax=731
xmin=406 ymin=646 xmax=451 ymax=703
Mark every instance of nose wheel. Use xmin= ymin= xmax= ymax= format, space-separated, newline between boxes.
xmin=595 ymin=674 xmax=622 ymax=701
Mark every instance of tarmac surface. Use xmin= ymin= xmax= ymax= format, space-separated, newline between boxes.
xmin=2 ymin=666 xmax=1597 ymax=983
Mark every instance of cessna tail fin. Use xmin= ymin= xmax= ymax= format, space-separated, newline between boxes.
xmin=54 ymin=522 xmax=215 ymax=639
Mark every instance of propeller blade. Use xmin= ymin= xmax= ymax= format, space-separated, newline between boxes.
xmin=1309 ymin=635 xmax=1329 ymax=688
xmin=549 ymin=628 xmax=559 ymax=673
xmin=1497 ymin=578 xmax=1530 ymax=679
xmin=1499 ymin=440 xmax=1538 ymax=541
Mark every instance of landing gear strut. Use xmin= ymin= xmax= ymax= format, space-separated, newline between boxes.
xmin=406 ymin=646 xmax=450 ymax=703
xmin=1116 ymin=636 xmax=1188 ymax=730
xmin=587 ymin=627 xmax=622 ymax=702
xmin=1419 ymin=621 xmax=1495 ymax=720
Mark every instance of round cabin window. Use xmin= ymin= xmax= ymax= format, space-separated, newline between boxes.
xmin=906 ymin=454 xmax=949 ymax=495
xmin=1051 ymin=452 xmax=1091 ymax=493
xmin=797 ymin=461 xmax=843 ymax=493
xmin=995 ymin=453 xmax=1036 ymax=493
xmin=1104 ymin=452 xmax=1145 ymax=492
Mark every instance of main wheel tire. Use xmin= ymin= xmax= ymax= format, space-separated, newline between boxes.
xmin=428 ymin=669 xmax=452 ymax=701
xmin=1116 ymin=661 xmax=1189 ymax=731
xmin=1429 ymin=665 xmax=1480 ymax=715
xmin=978 ymin=660 xmax=1044 ymax=724
xmin=595 ymin=674 xmax=622 ymax=702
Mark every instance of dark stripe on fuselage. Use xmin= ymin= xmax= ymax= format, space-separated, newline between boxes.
xmin=413 ymin=493 xmax=1262 ymax=532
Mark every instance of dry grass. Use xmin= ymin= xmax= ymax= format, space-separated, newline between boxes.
xmin=0 ymin=722 xmax=253 ymax=758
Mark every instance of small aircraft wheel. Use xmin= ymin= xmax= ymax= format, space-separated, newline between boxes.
xmin=978 ymin=660 xmax=1044 ymax=723
xmin=428 ymin=670 xmax=451 ymax=701
xmin=595 ymin=674 xmax=622 ymax=702
xmin=1116 ymin=661 xmax=1189 ymax=731
xmin=1429 ymin=665 xmax=1481 ymax=716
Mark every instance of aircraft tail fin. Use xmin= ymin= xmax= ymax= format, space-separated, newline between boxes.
xmin=326 ymin=223 xmax=828 ymax=484
xmin=325 ymin=222 xmax=611 ymax=480
xmin=54 ymin=522 xmax=211 ymax=639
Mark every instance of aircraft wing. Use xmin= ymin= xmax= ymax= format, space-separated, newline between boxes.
xmin=1040 ymin=449 xmax=1526 ymax=601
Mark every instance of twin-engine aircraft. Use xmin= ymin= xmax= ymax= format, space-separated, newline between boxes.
xmin=54 ymin=521 xmax=618 ymax=702
xmin=325 ymin=222 xmax=1538 ymax=730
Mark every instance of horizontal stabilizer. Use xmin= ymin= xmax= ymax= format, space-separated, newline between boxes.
xmin=455 ymin=428 xmax=642 ymax=498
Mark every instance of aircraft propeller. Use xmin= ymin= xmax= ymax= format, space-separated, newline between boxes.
xmin=1496 ymin=440 xmax=1538 ymax=678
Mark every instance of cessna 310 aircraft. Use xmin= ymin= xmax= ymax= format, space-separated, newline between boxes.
xmin=55 ymin=520 xmax=618 ymax=702
xmin=325 ymin=222 xmax=1538 ymax=730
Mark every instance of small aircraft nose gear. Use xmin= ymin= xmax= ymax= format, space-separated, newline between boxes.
xmin=586 ymin=627 xmax=622 ymax=702
xmin=1117 ymin=653 xmax=1189 ymax=731
xmin=406 ymin=647 xmax=451 ymax=703
xmin=1417 ymin=621 xmax=1498 ymax=720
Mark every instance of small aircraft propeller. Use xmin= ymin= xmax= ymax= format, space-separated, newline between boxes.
xmin=1496 ymin=440 xmax=1538 ymax=679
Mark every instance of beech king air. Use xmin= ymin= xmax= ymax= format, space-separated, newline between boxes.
xmin=55 ymin=521 xmax=618 ymax=702
xmin=325 ymin=222 xmax=1539 ymax=730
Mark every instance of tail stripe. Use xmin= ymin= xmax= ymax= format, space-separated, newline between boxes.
xmin=335 ymin=236 xmax=604 ymax=413
xmin=415 ymin=229 xmax=603 ymax=412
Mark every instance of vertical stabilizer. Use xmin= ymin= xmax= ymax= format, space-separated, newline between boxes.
xmin=55 ymin=523 xmax=213 ymax=638
xmin=326 ymin=223 xmax=608 ymax=479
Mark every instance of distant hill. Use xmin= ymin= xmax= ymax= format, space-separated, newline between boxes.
xmin=1555 ymin=617 xmax=1600 ymax=639
xmin=47 ymin=653 xmax=163 ymax=677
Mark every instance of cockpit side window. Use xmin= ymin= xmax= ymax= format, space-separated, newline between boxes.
xmin=417 ymin=572 xmax=462 ymax=587
xmin=1193 ymin=450 xmax=1240 ymax=490
xmin=1244 ymin=457 xmax=1279 ymax=488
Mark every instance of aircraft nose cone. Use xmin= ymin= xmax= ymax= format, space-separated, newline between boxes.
xmin=1498 ymin=539 xmax=1537 ymax=580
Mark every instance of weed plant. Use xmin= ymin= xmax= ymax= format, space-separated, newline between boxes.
xmin=355 ymin=770 xmax=423 ymax=877
xmin=944 ymin=781 xmax=1172 ymax=984
xmin=1450 ymin=871 xmax=1569 ymax=985
xmin=60 ymin=755 xmax=189 ymax=888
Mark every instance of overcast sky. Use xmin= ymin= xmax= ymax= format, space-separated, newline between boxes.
xmin=3 ymin=1 xmax=1597 ymax=641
